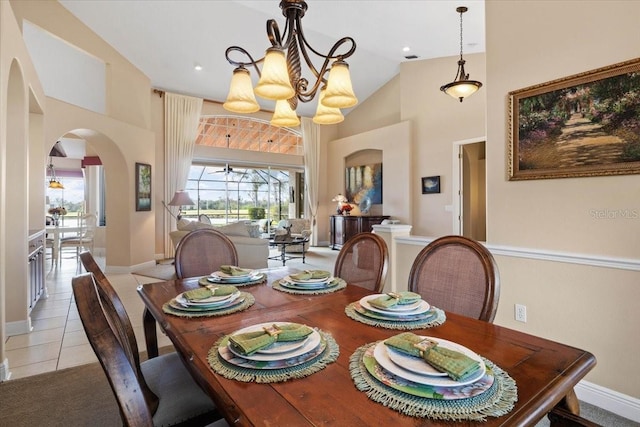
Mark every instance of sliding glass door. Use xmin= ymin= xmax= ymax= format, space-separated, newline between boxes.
xmin=185 ymin=164 xmax=299 ymax=227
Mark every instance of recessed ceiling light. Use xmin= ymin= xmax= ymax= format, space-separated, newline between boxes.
xmin=194 ymin=64 xmax=203 ymax=71
xmin=402 ymin=46 xmax=411 ymax=52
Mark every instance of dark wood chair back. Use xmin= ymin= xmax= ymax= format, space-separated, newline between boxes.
xmin=408 ymin=235 xmax=500 ymax=322
xmin=174 ymin=228 xmax=239 ymax=279
xmin=334 ymin=232 xmax=389 ymax=293
xmin=72 ymin=273 xmax=155 ymax=426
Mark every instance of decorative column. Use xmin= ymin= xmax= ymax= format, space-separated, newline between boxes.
xmin=372 ymin=223 xmax=412 ymax=292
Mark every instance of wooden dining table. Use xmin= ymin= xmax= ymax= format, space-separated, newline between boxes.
xmin=137 ymin=266 xmax=596 ymax=426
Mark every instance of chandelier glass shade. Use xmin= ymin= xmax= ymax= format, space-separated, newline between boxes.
xmin=224 ymin=0 xmax=357 ymax=126
xmin=313 ymin=87 xmax=344 ymax=125
xmin=47 ymin=158 xmax=64 ymax=189
xmin=440 ymin=6 xmax=482 ymax=102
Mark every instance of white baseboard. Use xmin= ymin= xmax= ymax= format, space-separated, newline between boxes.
xmin=6 ymin=318 xmax=32 ymax=336
xmin=105 ymin=259 xmax=156 ymax=275
xmin=0 ymin=358 xmax=10 ymax=381
xmin=577 ymin=380 xmax=640 ymax=422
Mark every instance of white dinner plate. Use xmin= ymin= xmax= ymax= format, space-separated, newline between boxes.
xmin=284 ymin=274 xmax=331 ymax=284
xmin=227 ymin=322 xmax=321 ymax=361
xmin=360 ymin=294 xmax=430 ymax=317
xmin=176 ymin=290 xmax=240 ymax=306
xmin=209 ymin=271 xmax=257 ymax=283
xmin=374 ymin=340 xmax=486 ymax=387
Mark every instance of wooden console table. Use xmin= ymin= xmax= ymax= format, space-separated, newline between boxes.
xmin=330 ymin=215 xmax=389 ymax=250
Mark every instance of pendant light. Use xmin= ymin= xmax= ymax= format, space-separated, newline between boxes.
xmin=440 ymin=6 xmax=482 ymax=102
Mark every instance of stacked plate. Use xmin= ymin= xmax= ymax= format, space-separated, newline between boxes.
xmin=355 ymin=294 xmax=434 ymax=322
xmin=168 ymin=290 xmax=245 ymax=313
xmin=364 ymin=337 xmax=493 ymax=400
xmin=279 ymin=274 xmax=338 ymax=291
xmin=218 ymin=322 xmax=326 ymax=370
xmin=208 ymin=269 xmax=262 ymax=284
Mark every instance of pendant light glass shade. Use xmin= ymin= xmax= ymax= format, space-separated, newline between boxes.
xmin=270 ymin=99 xmax=300 ymax=127
xmin=313 ymin=88 xmax=344 ymax=125
xmin=223 ymin=67 xmax=260 ymax=113
xmin=254 ymin=47 xmax=295 ymax=100
xmin=322 ymin=60 xmax=358 ymax=108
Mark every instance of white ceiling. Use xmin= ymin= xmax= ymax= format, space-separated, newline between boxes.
xmin=58 ymin=0 xmax=485 ymax=119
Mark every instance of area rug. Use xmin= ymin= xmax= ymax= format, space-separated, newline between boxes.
xmin=0 ymin=362 xmax=120 ymax=426
xmin=133 ymin=263 xmax=177 ymax=281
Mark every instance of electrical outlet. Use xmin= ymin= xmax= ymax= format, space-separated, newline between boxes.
xmin=515 ymin=304 xmax=527 ymax=322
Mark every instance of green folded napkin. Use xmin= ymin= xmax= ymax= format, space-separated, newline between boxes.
xmin=229 ymin=323 xmax=313 ymax=356
xmin=290 ymin=270 xmax=331 ymax=281
xmin=220 ymin=265 xmax=253 ymax=276
xmin=369 ymin=292 xmax=421 ymax=309
xmin=384 ymin=332 xmax=481 ymax=381
xmin=184 ymin=285 xmax=238 ymax=302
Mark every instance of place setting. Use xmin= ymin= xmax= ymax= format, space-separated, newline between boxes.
xmin=208 ymin=321 xmax=339 ymax=383
xmin=345 ymin=291 xmax=446 ymax=330
xmin=200 ymin=265 xmax=267 ymax=287
xmin=162 ymin=283 xmax=255 ymax=318
xmin=349 ymin=332 xmax=517 ymax=422
xmin=271 ymin=269 xmax=347 ymax=295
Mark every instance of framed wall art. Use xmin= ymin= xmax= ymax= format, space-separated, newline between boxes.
xmin=421 ymin=176 xmax=440 ymax=194
xmin=135 ymin=162 xmax=152 ymax=211
xmin=509 ymin=57 xmax=640 ymax=180
xmin=345 ymin=163 xmax=383 ymax=205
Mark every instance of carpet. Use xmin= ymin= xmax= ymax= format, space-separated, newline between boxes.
xmin=133 ymin=263 xmax=177 ymax=281
xmin=0 ymin=362 xmax=120 ymax=426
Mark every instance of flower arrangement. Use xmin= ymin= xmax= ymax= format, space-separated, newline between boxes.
xmin=48 ymin=206 xmax=67 ymax=216
xmin=341 ymin=203 xmax=353 ymax=215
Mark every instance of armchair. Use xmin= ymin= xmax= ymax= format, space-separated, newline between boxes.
xmin=275 ymin=218 xmax=311 ymax=253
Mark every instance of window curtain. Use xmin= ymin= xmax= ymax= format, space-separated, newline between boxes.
xmin=164 ymin=92 xmax=203 ymax=257
xmin=301 ymin=117 xmax=320 ymax=246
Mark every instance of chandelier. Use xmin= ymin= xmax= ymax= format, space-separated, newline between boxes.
xmin=223 ymin=0 xmax=358 ymax=127
xmin=440 ymin=6 xmax=482 ymax=102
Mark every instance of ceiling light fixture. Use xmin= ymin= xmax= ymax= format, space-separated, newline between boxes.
xmin=440 ymin=6 xmax=482 ymax=102
xmin=47 ymin=158 xmax=64 ymax=189
xmin=223 ymin=0 xmax=357 ymax=127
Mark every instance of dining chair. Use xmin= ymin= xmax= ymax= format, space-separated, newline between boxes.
xmin=408 ymin=235 xmax=500 ymax=322
xmin=333 ymin=232 xmax=389 ymax=293
xmin=72 ymin=270 xmax=223 ymax=427
xmin=59 ymin=213 xmax=96 ymax=265
xmin=198 ymin=213 xmax=212 ymax=224
xmin=174 ymin=228 xmax=239 ymax=279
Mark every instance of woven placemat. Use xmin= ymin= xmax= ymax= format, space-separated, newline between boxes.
xmin=271 ymin=278 xmax=347 ymax=295
xmin=208 ymin=330 xmax=339 ymax=383
xmin=349 ymin=342 xmax=517 ymax=421
xmin=345 ymin=302 xmax=446 ymax=330
xmin=162 ymin=292 xmax=255 ymax=318
xmin=198 ymin=273 xmax=267 ymax=287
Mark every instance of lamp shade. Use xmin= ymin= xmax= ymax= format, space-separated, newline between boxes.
xmin=313 ymin=88 xmax=344 ymax=125
xmin=270 ymin=99 xmax=300 ymax=127
xmin=223 ymin=67 xmax=260 ymax=113
xmin=254 ymin=47 xmax=295 ymax=101
xmin=168 ymin=190 xmax=195 ymax=206
xmin=441 ymin=80 xmax=482 ymax=102
xmin=322 ymin=60 xmax=358 ymax=109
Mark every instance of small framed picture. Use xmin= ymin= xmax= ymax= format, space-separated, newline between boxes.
xmin=135 ymin=162 xmax=152 ymax=211
xmin=422 ymin=176 xmax=440 ymax=194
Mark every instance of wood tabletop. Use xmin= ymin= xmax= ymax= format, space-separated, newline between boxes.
xmin=137 ymin=267 xmax=596 ymax=426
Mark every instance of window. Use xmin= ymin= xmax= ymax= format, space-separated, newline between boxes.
xmin=45 ymin=176 xmax=85 ymax=227
xmin=183 ymin=164 xmax=301 ymax=226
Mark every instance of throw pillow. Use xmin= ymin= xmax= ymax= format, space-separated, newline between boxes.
xmin=177 ymin=219 xmax=197 ymax=231
xmin=192 ymin=221 xmax=215 ymax=230
xmin=247 ymin=224 xmax=261 ymax=238
xmin=217 ymin=221 xmax=250 ymax=237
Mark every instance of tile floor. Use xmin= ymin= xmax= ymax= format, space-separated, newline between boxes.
xmin=5 ymin=246 xmax=338 ymax=380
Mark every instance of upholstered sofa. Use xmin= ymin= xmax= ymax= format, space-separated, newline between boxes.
xmin=274 ymin=218 xmax=312 ymax=253
xmin=169 ymin=219 xmax=269 ymax=269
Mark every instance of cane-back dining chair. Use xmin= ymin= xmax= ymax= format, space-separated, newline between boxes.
xmin=408 ymin=235 xmax=500 ymax=322
xmin=334 ymin=232 xmax=389 ymax=293
xmin=72 ymin=269 xmax=222 ymax=427
xmin=59 ymin=213 xmax=96 ymax=266
xmin=174 ymin=228 xmax=238 ymax=279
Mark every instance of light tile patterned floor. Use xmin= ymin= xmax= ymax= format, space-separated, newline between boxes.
xmin=5 ymin=246 xmax=338 ymax=380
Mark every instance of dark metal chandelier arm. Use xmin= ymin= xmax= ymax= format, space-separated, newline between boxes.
xmin=266 ymin=19 xmax=284 ymax=48
xmin=225 ymin=46 xmax=264 ymax=77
